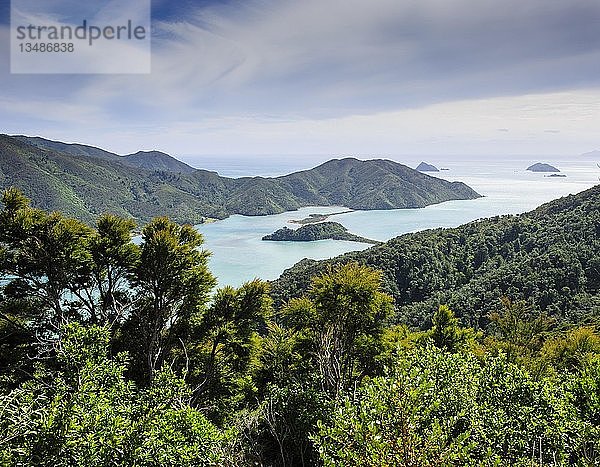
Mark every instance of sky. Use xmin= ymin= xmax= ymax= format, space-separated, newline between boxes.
xmin=1 ymin=0 xmax=600 ymax=159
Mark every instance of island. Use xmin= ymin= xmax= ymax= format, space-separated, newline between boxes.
xmin=416 ymin=161 xmax=439 ymax=172
xmin=289 ymin=211 xmax=352 ymax=225
xmin=526 ymin=162 xmax=560 ymax=173
xmin=545 ymin=174 xmax=567 ymax=178
xmin=262 ymin=222 xmax=380 ymax=245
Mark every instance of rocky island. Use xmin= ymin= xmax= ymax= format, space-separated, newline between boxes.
xmin=262 ymin=222 xmax=380 ymax=244
xmin=527 ymin=162 xmax=560 ymax=173
xmin=416 ymin=161 xmax=439 ymax=172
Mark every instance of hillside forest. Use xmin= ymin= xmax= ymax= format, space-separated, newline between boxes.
xmin=0 ymin=187 xmax=599 ymax=466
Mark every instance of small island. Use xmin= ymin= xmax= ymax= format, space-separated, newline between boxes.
xmin=416 ymin=161 xmax=439 ymax=172
xmin=545 ymin=174 xmax=567 ymax=178
xmin=262 ymin=222 xmax=380 ymax=245
xmin=527 ymin=162 xmax=560 ymax=173
xmin=289 ymin=210 xmax=352 ymax=225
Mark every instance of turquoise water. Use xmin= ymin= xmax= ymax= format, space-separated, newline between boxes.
xmin=195 ymin=157 xmax=600 ymax=287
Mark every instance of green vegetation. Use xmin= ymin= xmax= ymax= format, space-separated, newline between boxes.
xmin=1 ymin=135 xmax=480 ymax=225
xmin=262 ymin=221 xmax=380 ymax=244
xmin=1 ymin=187 xmax=599 ymax=466
xmin=14 ymin=136 xmax=198 ymax=174
xmin=273 ymin=184 xmax=600 ymax=331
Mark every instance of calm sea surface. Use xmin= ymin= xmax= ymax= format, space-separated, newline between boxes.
xmin=193 ymin=157 xmax=600 ymax=287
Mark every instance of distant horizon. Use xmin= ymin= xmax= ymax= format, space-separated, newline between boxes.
xmin=8 ymin=133 xmax=598 ymax=169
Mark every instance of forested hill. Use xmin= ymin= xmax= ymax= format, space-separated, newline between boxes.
xmin=0 ymin=134 xmax=480 ymax=225
xmin=272 ymin=184 xmax=600 ymax=329
xmin=262 ymin=221 xmax=380 ymax=244
xmin=13 ymin=136 xmax=197 ymax=174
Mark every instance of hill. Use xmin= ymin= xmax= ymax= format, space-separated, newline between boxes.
xmin=276 ymin=158 xmax=479 ymax=210
xmin=122 ymin=150 xmax=196 ymax=174
xmin=262 ymin=221 xmax=379 ymax=244
xmin=271 ymin=185 xmax=600 ymax=329
xmin=13 ymin=136 xmax=196 ymax=174
xmin=0 ymin=135 xmax=481 ymax=225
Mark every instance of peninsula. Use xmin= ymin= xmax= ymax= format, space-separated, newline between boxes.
xmin=1 ymin=135 xmax=481 ymax=225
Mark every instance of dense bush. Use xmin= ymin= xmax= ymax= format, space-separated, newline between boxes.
xmin=273 ymin=185 xmax=600 ymax=330
xmin=1 ymin=187 xmax=600 ymax=466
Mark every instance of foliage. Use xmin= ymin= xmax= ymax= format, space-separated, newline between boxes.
xmin=2 ymin=187 xmax=600 ymax=466
xmin=426 ymin=305 xmax=480 ymax=352
xmin=122 ymin=216 xmax=215 ymax=382
xmin=283 ymin=263 xmax=394 ymax=396
xmin=0 ymin=323 xmax=232 ymax=467
xmin=273 ymin=185 xmax=600 ymax=330
xmin=315 ymin=347 xmax=600 ymax=466
xmin=185 ymin=279 xmax=272 ymax=417
xmin=262 ymin=222 xmax=379 ymax=244
xmin=314 ymin=347 xmax=477 ymax=466
xmin=542 ymin=327 xmax=600 ymax=372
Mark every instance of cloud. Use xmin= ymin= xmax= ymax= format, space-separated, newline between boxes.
xmin=1 ymin=0 xmax=600 ymax=155
xmin=130 ymin=0 xmax=600 ymax=115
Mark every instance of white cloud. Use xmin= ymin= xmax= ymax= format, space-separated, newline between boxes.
xmin=1 ymin=0 xmax=600 ymax=156
xmin=6 ymin=89 xmax=596 ymax=158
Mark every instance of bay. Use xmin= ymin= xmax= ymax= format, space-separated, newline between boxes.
xmin=195 ymin=157 xmax=600 ymax=287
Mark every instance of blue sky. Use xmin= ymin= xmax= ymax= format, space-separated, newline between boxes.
xmin=1 ymin=0 xmax=599 ymax=159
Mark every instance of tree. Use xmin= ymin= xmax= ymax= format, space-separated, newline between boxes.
xmin=541 ymin=327 xmax=600 ymax=372
xmin=124 ymin=217 xmax=215 ymax=383
xmin=86 ymin=214 xmax=139 ymax=325
xmin=486 ymin=296 xmax=553 ymax=363
xmin=0 ymin=191 xmax=139 ymax=341
xmin=427 ymin=305 xmax=479 ymax=352
xmin=0 ymin=188 xmax=94 ymax=333
xmin=314 ymin=347 xmax=594 ymax=466
xmin=0 ymin=323 xmax=234 ymax=466
xmin=313 ymin=347 xmax=477 ymax=467
xmin=283 ymin=262 xmax=393 ymax=396
xmin=185 ymin=279 xmax=272 ymax=414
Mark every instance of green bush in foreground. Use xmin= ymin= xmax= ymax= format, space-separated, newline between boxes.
xmin=0 ymin=323 xmax=233 ymax=467
xmin=314 ymin=347 xmax=600 ymax=466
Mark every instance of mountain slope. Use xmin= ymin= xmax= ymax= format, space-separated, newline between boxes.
xmin=13 ymin=135 xmax=119 ymax=162
xmin=277 ymin=158 xmax=479 ymax=210
xmin=271 ymin=185 xmax=600 ymax=329
xmin=0 ymin=135 xmax=228 ymax=224
xmin=1 ymin=134 xmax=481 ymax=225
xmin=122 ymin=151 xmax=196 ymax=174
xmin=14 ymin=136 xmax=196 ymax=174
